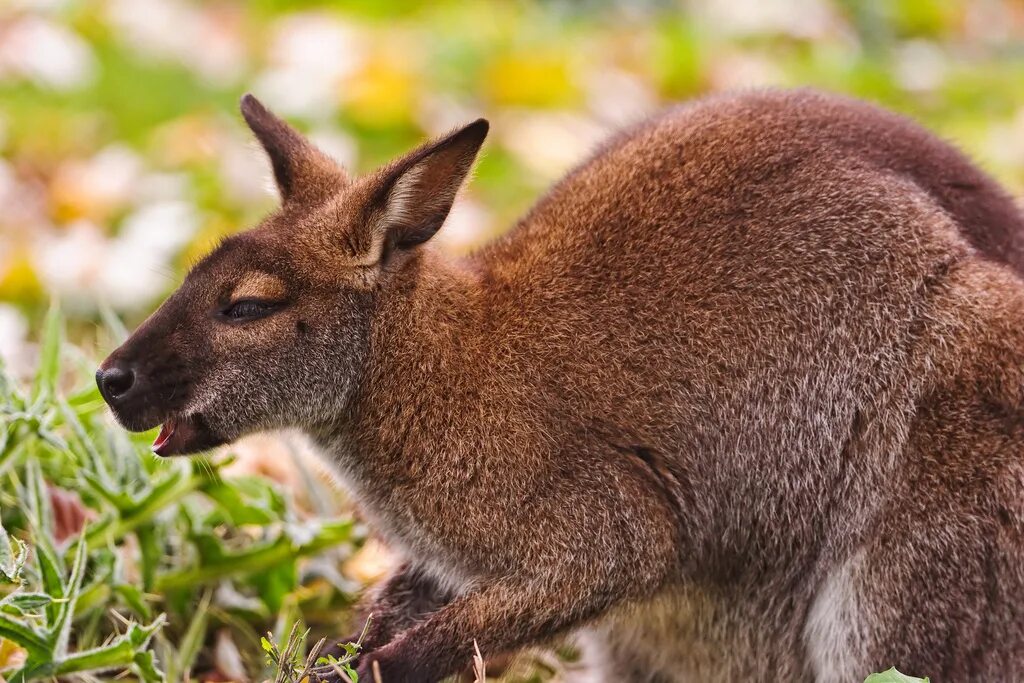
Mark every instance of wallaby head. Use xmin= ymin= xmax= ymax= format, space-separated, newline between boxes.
xmin=96 ymin=94 xmax=488 ymax=456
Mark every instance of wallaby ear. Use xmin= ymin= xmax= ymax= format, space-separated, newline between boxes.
xmin=364 ymin=118 xmax=488 ymax=258
xmin=239 ymin=93 xmax=347 ymax=204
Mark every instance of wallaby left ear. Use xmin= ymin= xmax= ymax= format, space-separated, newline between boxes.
xmin=365 ymin=118 xmax=488 ymax=258
xmin=240 ymin=93 xmax=348 ymax=204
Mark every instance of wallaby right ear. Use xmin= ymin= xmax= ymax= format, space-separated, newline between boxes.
xmin=239 ymin=94 xmax=347 ymax=204
xmin=358 ymin=119 xmax=488 ymax=262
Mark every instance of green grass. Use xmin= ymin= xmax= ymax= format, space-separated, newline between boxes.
xmin=0 ymin=303 xmax=359 ymax=681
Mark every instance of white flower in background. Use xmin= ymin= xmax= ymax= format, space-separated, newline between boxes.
xmin=0 ymin=16 xmax=95 ymax=90
xmin=0 ymin=160 xmax=47 ymax=230
xmin=119 ymin=200 xmax=199 ymax=257
xmin=252 ymin=13 xmax=366 ymax=118
xmin=497 ymin=111 xmax=608 ymax=182
xmin=188 ymin=6 xmax=247 ymax=85
xmin=105 ymin=0 xmax=246 ymax=85
xmin=694 ymin=0 xmax=838 ymax=40
xmin=584 ymin=68 xmax=658 ymax=127
xmin=220 ymin=135 xmax=274 ymax=204
xmin=309 ymin=127 xmax=358 ymax=171
xmin=708 ymin=52 xmax=786 ymax=91
xmin=0 ymin=161 xmax=15 ymax=208
xmin=134 ymin=172 xmax=191 ymax=205
xmin=4 ymin=0 xmax=71 ymax=11
xmin=249 ymin=69 xmax=333 ymax=122
xmin=52 ymin=145 xmax=143 ymax=219
xmin=964 ymin=1 xmax=1016 ymax=47
xmin=417 ymin=95 xmax=481 ymax=137
xmin=436 ymin=197 xmax=492 ymax=253
xmin=33 ymin=221 xmax=108 ymax=312
xmin=894 ymin=40 xmax=947 ymax=93
xmin=0 ymin=303 xmax=30 ymax=375
xmin=34 ymin=201 xmax=199 ymax=313
xmin=270 ymin=13 xmax=364 ymax=78
xmin=105 ymin=0 xmax=195 ymax=58
xmin=98 ymin=237 xmax=174 ymax=311
xmin=984 ymin=107 xmax=1024 ymax=169
xmin=213 ymin=630 xmax=248 ymax=683
xmin=221 ymin=124 xmax=356 ymax=204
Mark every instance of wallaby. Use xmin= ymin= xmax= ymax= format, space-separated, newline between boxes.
xmin=97 ymin=88 xmax=1024 ymax=682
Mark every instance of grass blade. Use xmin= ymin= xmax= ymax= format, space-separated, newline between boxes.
xmin=31 ymin=302 xmax=62 ymax=403
xmin=0 ymin=612 xmax=51 ymax=659
xmin=172 ymin=589 xmax=211 ymax=681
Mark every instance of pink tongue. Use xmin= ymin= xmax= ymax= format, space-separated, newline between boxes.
xmin=152 ymin=423 xmax=174 ymax=452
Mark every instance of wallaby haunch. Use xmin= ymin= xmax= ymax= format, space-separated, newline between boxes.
xmin=98 ymin=89 xmax=1024 ymax=682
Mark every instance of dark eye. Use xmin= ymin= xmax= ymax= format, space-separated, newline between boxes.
xmin=219 ymin=299 xmax=278 ymax=322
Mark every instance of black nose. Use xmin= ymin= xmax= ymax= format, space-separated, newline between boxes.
xmin=96 ymin=365 xmax=136 ymax=403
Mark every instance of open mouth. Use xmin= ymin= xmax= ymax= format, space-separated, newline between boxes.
xmin=150 ymin=414 xmax=224 ymax=457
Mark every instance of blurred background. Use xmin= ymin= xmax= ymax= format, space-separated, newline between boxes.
xmin=2 ymin=0 xmax=1024 ymax=361
xmin=1 ymin=1 xmax=1023 ymax=680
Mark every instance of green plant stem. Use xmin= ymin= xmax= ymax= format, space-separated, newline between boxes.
xmin=0 ymin=618 xmax=49 ymax=659
xmin=52 ymin=639 xmax=138 ymax=675
xmin=155 ymin=520 xmax=353 ymax=592
xmin=82 ymin=471 xmax=199 ymax=551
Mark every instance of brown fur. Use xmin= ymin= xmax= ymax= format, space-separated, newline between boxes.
xmin=98 ymin=89 xmax=1024 ymax=682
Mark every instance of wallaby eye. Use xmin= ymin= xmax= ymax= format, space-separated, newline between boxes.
xmin=219 ymin=299 xmax=279 ymax=322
